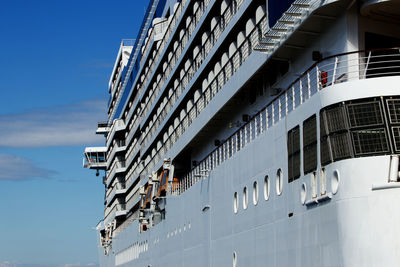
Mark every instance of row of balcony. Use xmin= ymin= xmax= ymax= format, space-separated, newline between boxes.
xmin=140 ymin=0 xmax=248 ymax=153
xmin=100 ymin=0 xmax=257 ymax=223
xmin=100 ymin=0 xmax=256 ymax=224
xmin=119 ymin=0 xmax=192 ymax=133
xmin=141 ymin=5 xmax=265 ymax=174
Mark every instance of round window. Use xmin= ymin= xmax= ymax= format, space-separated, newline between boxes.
xmin=332 ymin=170 xmax=340 ymax=194
xmin=253 ymin=181 xmax=259 ymax=205
xmin=276 ymin=169 xmax=283 ymax=195
xmin=233 ymin=192 xmax=239 ymax=213
xmin=301 ymin=183 xmax=307 ymax=205
xmin=264 ymin=175 xmax=270 ymax=200
xmin=243 ymin=187 xmax=248 ymax=209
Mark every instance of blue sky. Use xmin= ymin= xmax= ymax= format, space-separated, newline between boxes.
xmin=0 ymin=0 xmax=146 ymax=266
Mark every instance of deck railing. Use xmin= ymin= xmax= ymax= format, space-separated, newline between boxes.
xmin=142 ymin=14 xmax=267 ymax=175
xmin=168 ymin=47 xmax=400 ymax=195
xmin=140 ymin=0 xmax=245 ymax=150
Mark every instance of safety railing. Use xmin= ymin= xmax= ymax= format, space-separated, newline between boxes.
xmin=140 ymin=0 xmax=246 ymax=150
xmin=125 ymin=161 xmax=142 ymax=190
xmin=125 ymin=186 xmax=141 ymax=211
xmin=121 ymin=0 xmax=191 ymax=135
xmin=167 ymin=47 xmax=400 ymax=195
xmin=106 ymin=119 xmax=125 ymax=147
xmin=107 ymin=159 xmax=126 ymax=185
xmin=137 ymin=0 xmax=209 ymax=124
xmin=106 ymin=182 xmax=127 ymax=204
xmin=104 ymin=203 xmax=126 ymax=223
xmin=107 ymin=139 xmax=126 ymax=163
xmin=142 ymin=15 xmax=267 ymax=175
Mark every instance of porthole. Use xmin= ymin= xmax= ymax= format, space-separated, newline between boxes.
xmin=233 ymin=251 xmax=237 ymax=267
xmin=253 ymin=181 xmax=259 ymax=205
xmin=243 ymin=187 xmax=248 ymax=209
xmin=320 ymin=168 xmax=326 ymax=195
xmin=233 ymin=192 xmax=239 ymax=213
xmin=301 ymin=183 xmax=307 ymax=205
xmin=276 ymin=169 xmax=283 ymax=195
xmin=332 ymin=170 xmax=340 ymax=194
xmin=264 ymin=175 xmax=270 ymax=200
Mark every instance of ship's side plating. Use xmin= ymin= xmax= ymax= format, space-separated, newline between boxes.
xmin=83 ymin=0 xmax=400 ymax=266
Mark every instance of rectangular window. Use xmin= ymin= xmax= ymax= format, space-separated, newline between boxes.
xmin=320 ymin=111 xmax=332 ymax=166
xmin=386 ymin=97 xmax=400 ymax=153
xmin=320 ymin=97 xmax=393 ymax=166
xmin=303 ymin=115 xmax=317 ymax=174
xmin=321 ymin=105 xmax=353 ymax=162
xmin=287 ymin=126 xmax=300 ymax=182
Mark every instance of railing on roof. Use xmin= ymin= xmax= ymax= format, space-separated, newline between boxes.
xmin=167 ymin=47 xmax=400 ymax=195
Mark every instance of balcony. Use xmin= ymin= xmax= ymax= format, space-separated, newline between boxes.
xmin=106 ymin=159 xmax=127 ymax=186
xmin=104 ymin=203 xmax=127 ymax=225
xmin=106 ymin=119 xmax=126 ymax=147
xmin=106 ymin=182 xmax=127 ymax=206
xmin=83 ymin=147 xmax=107 ymax=169
xmin=96 ymin=122 xmax=111 ymax=135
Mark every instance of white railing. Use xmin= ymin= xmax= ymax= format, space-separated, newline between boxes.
xmin=107 ymin=159 xmax=126 ymax=185
xmin=120 ymin=0 xmax=192 ymax=140
xmin=104 ymin=203 xmax=126 ymax=223
xmin=139 ymin=0 xmax=243 ymax=149
xmin=138 ymin=0 xmax=210 ymax=123
xmin=126 ymin=187 xmax=141 ymax=210
xmin=120 ymin=0 xmax=240 ymax=155
xmin=142 ymin=15 xmax=267 ymax=175
xmin=168 ymin=47 xmax=400 ymax=195
xmin=106 ymin=119 xmax=126 ymax=147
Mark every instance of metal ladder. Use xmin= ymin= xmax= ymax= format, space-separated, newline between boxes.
xmin=254 ymin=0 xmax=312 ymax=53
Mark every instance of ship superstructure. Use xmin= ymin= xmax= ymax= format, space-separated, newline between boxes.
xmin=84 ymin=0 xmax=400 ymax=266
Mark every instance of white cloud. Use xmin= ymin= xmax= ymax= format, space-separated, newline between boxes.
xmin=0 ymin=154 xmax=56 ymax=181
xmin=0 ymin=99 xmax=106 ymax=147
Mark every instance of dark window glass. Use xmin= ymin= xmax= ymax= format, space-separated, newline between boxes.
xmin=352 ymin=128 xmax=389 ymax=155
xmin=287 ymin=126 xmax=300 ymax=182
xmin=392 ymin=127 xmax=400 ymax=152
xmin=330 ymin=132 xmax=352 ymax=160
xmin=325 ymin=106 xmax=347 ymax=132
xmin=386 ymin=99 xmax=400 ymax=124
xmin=303 ymin=115 xmax=317 ymax=174
xmin=320 ymin=111 xmax=332 ymax=166
xmin=347 ymin=101 xmax=383 ymax=128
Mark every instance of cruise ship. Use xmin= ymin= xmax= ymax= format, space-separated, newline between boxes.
xmin=83 ymin=0 xmax=400 ymax=266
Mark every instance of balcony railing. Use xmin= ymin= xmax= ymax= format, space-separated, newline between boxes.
xmin=121 ymin=0 xmax=192 ymax=131
xmin=106 ymin=182 xmax=127 ymax=199
xmin=104 ymin=203 xmax=126 ymax=223
xmin=106 ymin=119 xmax=126 ymax=147
xmin=141 ymin=14 xmax=267 ymax=174
xmin=107 ymin=160 xmax=126 ymax=185
xmin=139 ymin=0 xmax=247 ymax=151
xmin=167 ymin=47 xmax=400 ymax=195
